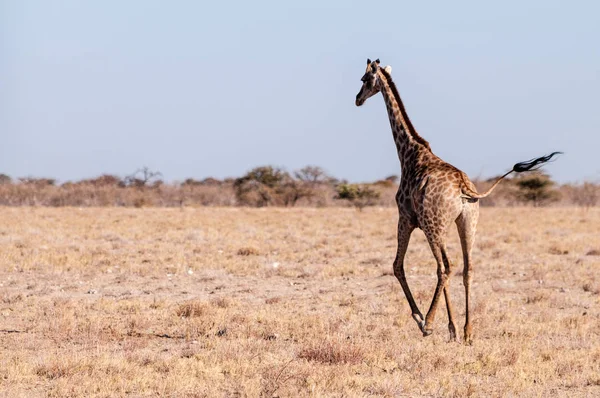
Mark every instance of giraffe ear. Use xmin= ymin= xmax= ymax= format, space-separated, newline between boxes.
xmin=384 ymin=65 xmax=392 ymax=74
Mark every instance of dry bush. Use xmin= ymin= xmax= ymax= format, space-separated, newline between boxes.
xmin=0 ymin=168 xmax=596 ymax=208
xmin=514 ymin=172 xmax=560 ymax=207
xmin=19 ymin=177 xmax=56 ymax=186
xmin=563 ymin=181 xmax=599 ymax=209
xmin=124 ymin=167 xmax=162 ymax=188
xmin=335 ymin=183 xmax=382 ymax=210
xmin=265 ymin=297 xmax=282 ymax=304
xmin=237 ymin=247 xmax=260 ymax=256
xmin=234 ymin=166 xmax=316 ymax=207
xmin=234 ymin=166 xmax=288 ymax=207
xmin=210 ymin=297 xmax=232 ymax=308
xmin=0 ymin=179 xmax=237 ymax=207
xmin=0 ymin=173 xmax=12 ymax=185
xmin=176 ymin=301 xmax=211 ymax=318
xmin=582 ymin=283 xmax=600 ymax=295
xmin=77 ymin=174 xmax=123 ymax=187
xmin=297 ymin=338 xmax=364 ymax=365
xmin=178 ymin=183 xmax=236 ymax=206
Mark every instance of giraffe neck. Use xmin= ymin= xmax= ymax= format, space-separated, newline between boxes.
xmin=377 ymin=69 xmax=431 ymax=170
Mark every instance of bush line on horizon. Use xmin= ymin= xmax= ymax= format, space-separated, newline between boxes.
xmin=0 ymin=166 xmax=597 ymax=208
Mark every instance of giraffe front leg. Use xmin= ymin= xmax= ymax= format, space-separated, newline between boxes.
xmin=392 ymin=219 xmax=425 ymax=333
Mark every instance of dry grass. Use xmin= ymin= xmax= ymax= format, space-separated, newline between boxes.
xmin=0 ymin=207 xmax=599 ymax=397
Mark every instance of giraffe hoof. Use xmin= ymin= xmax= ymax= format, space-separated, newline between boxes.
xmin=448 ymin=324 xmax=457 ymax=342
xmin=412 ymin=314 xmax=426 ymax=334
xmin=422 ymin=328 xmax=433 ymax=337
xmin=464 ymin=325 xmax=473 ymax=345
xmin=412 ymin=313 xmax=425 ymax=324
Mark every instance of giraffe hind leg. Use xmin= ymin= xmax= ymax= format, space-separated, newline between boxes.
xmin=444 ymin=284 xmax=458 ymax=341
xmin=456 ymin=204 xmax=479 ymax=344
xmin=423 ymin=238 xmax=454 ymax=338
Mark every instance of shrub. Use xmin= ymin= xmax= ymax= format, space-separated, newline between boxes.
xmin=124 ymin=167 xmax=162 ymax=188
xmin=569 ymin=182 xmax=598 ymax=209
xmin=514 ymin=172 xmax=559 ymax=207
xmin=384 ymin=175 xmax=399 ymax=184
xmin=236 ymin=166 xmax=287 ymax=189
xmin=19 ymin=177 xmax=56 ymax=186
xmin=0 ymin=174 xmax=11 ymax=185
xmin=234 ymin=166 xmax=313 ymax=207
xmin=237 ymin=247 xmax=260 ymax=256
xmin=79 ymin=174 xmax=123 ymax=187
xmin=335 ymin=183 xmax=381 ymax=210
xmin=297 ymin=339 xmax=364 ymax=365
xmin=294 ymin=166 xmax=331 ymax=184
xmin=234 ymin=177 xmax=276 ymax=207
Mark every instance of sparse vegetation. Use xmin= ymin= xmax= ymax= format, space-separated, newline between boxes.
xmin=335 ymin=183 xmax=381 ymax=210
xmin=567 ymin=181 xmax=599 ymax=209
xmin=0 ymin=207 xmax=598 ymax=397
xmin=0 ymin=168 xmax=597 ymax=207
xmin=237 ymin=246 xmax=260 ymax=256
xmin=124 ymin=166 xmax=163 ymax=188
xmin=0 ymin=173 xmax=12 ymax=185
xmin=233 ymin=166 xmax=327 ymax=207
xmin=298 ymin=338 xmax=364 ymax=365
xmin=514 ymin=172 xmax=559 ymax=207
xmin=234 ymin=166 xmax=290 ymax=207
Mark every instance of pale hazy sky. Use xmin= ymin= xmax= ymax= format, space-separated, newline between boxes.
xmin=1 ymin=1 xmax=599 ymax=183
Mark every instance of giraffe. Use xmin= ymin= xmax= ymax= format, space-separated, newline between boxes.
xmin=355 ymin=58 xmax=560 ymax=343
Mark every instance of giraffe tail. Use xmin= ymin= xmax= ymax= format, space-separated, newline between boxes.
xmin=460 ymin=151 xmax=562 ymax=200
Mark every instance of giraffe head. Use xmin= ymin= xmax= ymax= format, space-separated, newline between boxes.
xmin=355 ymin=58 xmax=392 ymax=106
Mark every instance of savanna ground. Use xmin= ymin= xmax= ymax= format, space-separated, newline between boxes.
xmin=0 ymin=207 xmax=599 ymax=397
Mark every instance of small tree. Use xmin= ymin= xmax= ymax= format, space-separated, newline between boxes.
xmin=514 ymin=172 xmax=558 ymax=207
xmin=124 ymin=167 xmax=162 ymax=188
xmin=0 ymin=174 xmax=11 ymax=185
xmin=279 ymin=177 xmax=314 ymax=206
xmin=200 ymin=177 xmax=222 ymax=186
xmin=80 ymin=174 xmax=122 ymax=187
xmin=294 ymin=166 xmax=330 ymax=184
xmin=335 ymin=183 xmax=381 ymax=210
xmin=182 ymin=178 xmax=202 ymax=187
xmin=234 ymin=166 xmax=289 ymax=207
xmin=384 ymin=175 xmax=399 ymax=184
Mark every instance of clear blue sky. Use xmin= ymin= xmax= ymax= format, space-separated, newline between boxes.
xmin=1 ymin=1 xmax=599 ymax=183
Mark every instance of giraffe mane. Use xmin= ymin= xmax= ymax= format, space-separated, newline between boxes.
xmin=379 ymin=68 xmax=431 ymax=151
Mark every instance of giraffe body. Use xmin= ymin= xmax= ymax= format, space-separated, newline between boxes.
xmin=356 ymin=59 xmax=487 ymax=343
xmin=357 ymin=59 xmax=559 ymax=342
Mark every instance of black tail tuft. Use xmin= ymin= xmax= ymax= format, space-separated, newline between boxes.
xmin=512 ymin=151 xmax=563 ymax=173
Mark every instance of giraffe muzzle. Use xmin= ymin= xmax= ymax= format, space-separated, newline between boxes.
xmin=355 ymin=95 xmax=365 ymax=106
